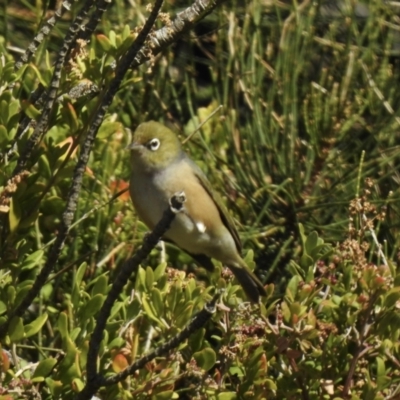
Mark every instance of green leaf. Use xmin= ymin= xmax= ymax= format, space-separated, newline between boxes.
xmin=300 ymin=253 xmax=313 ymax=269
xmin=193 ymin=347 xmax=216 ymax=371
xmin=72 ymin=262 xmax=87 ymax=307
xmin=175 ymin=302 xmax=194 ymax=329
xmin=243 ymin=249 xmax=256 ymax=271
xmin=289 ymin=302 xmax=307 ymax=319
xmin=189 ymin=328 xmax=205 ymax=353
xmin=136 ymin=266 xmax=146 ymax=290
xmin=26 ymin=64 xmax=49 ymax=86
xmin=154 ymin=262 xmax=167 ymax=281
xmin=309 ymin=243 xmax=330 ymax=261
xmin=91 ymin=274 xmax=108 ymax=297
xmin=145 ymin=266 xmax=154 ymax=291
xmin=97 ymin=121 xmax=122 ymax=140
xmin=21 ymin=249 xmax=44 ymax=270
xmin=9 ymin=197 xmax=21 ymax=233
xmin=228 ymin=366 xmax=244 ymax=377
xmin=0 ymin=100 xmax=9 ymax=124
xmin=0 ymin=125 xmax=8 ymax=146
xmin=281 ymin=301 xmax=291 ymax=324
xmin=305 ymin=231 xmax=319 ymax=256
xmin=40 ymin=283 xmax=53 ymax=301
xmin=14 ymin=283 xmax=33 ymax=308
xmin=57 ymin=312 xmax=69 ymax=339
xmin=376 ymin=356 xmax=385 ymax=378
xmin=168 ymin=283 xmax=181 ymax=313
xmin=287 ymin=260 xmax=303 ymax=277
xmin=32 ymin=358 xmax=58 ymax=382
xmin=384 ymin=287 xmax=400 ymax=308
xmin=109 ymin=30 xmax=117 ymax=47
xmin=72 ymin=378 xmax=85 ymax=392
xmin=63 ymin=103 xmax=79 ymax=132
xmin=125 ymin=297 xmax=141 ymax=320
xmin=376 ymin=356 xmax=391 ymax=389
xmin=20 ymin=99 xmax=41 ymax=119
xmin=108 ymin=337 xmax=125 ymax=350
xmin=343 ymin=264 xmax=352 ymax=291
xmin=60 ymin=336 xmax=78 ymax=371
xmin=153 ymin=392 xmax=176 ymax=400
xmin=8 ymin=317 xmax=24 ymax=342
xmin=7 ymin=98 xmax=19 ymax=121
xmin=38 ymin=154 xmax=51 ymax=179
xmin=122 ymin=24 xmax=131 ymax=40
xmin=110 ymin=301 xmax=124 ymax=319
xmin=151 ymin=288 xmax=164 ymax=317
xmin=286 ymin=275 xmax=301 ymax=301
xmin=80 ymin=294 xmax=105 ymax=320
xmin=70 ymin=327 xmax=81 ymax=341
xmin=298 ymin=223 xmax=307 ymax=248
xmin=75 ymin=263 xmax=88 ymax=287
xmin=248 ymin=346 xmax=265 ymax=365
xmin=45 ymin=378 xmax=63 ymax=398
xmin=142 ymin=296 xmax=164 ymax=328
xmin=25 ymin=313 xmax=48 ymax=338
xmin=264 ymin=379 xmax=277 ymax=390
xmin=217 ymin=393 xmax=237 ymax=400
xmin=6 ymin=286 xmax=15 ymax=306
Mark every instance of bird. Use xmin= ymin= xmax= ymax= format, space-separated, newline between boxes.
xmin=128 ymin=121 xmax=266 ymax=303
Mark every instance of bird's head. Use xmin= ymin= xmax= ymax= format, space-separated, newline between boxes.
xmin=128 ymin=121 xmax=182 ymax=171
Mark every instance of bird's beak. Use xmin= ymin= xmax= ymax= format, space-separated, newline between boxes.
xmin=126 ymin=142 xmax=142 ymax=151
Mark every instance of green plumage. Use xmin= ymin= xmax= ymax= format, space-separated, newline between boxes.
xmin=128 ymin=121 xmax=266 ymax=303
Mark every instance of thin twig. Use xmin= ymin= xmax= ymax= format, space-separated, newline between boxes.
xmin=182 ymin=104 xmax=223 ymax=144
xmin=342 ymin=293 xmax=378 ymax=397
xmin=12 ymin=0 xmax=97 ymax=177
xmin=14 ymin=0 xmax=78 ymax=71
xmin=4 ymin=0 xmax=108 ymax=165
xmin=130 ymin=0 xmax=228 ymax=69
xmin=77 ymin=0 xmax=112 ymax=42
xmin=75 ymin=192 xmax=186 ymax=400
xmin=102 ymin=291 xmax=219 ymax=386
xmin=362 ymin=213 xmax=388 ymax=267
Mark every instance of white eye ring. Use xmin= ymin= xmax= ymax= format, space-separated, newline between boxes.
xmin=147 ymin=138 xmax=160 ymax=151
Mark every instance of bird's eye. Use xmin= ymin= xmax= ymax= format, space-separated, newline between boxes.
xmin=147 ymin=138 xmax=160 ymax=151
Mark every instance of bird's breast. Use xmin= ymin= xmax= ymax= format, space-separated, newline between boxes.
xmin=130 ymin=167 xmax=203 ymax=236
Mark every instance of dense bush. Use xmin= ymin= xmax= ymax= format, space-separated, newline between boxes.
xmin=0 ymin=0 xmax=400 ymax=399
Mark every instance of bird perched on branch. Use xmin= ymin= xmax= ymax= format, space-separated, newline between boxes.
xmin=128 ymin=121 xmax=266 ymax=303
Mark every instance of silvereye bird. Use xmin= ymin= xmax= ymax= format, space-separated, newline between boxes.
xmin=128 ymin=121 xmax=266 ymax=303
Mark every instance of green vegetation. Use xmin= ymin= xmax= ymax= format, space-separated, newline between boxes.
xmin=0 ymin=0 xmax=400 ymax=398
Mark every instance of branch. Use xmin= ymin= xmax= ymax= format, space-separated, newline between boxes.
xmin=131 ymin=0 xmax=227 ymax=68
xmin=0 ymin=0 xmax=164 ymax=340
xmin=342 ymin=292 xmax=378 ymax=397
xmin=77 ymin=0 xmax=112 ymax=42
xmin=12 ymin=0 xmax=97 ymax=176
xmin=102 ymin=291 xmax=220 ymax=386
xmin=4 ymin=0 xmax=109 ymax=165
xmin=75 ymin=192 xmax=186 ymax=400
xmin=14 ymin=0 xmax=79 ymax=71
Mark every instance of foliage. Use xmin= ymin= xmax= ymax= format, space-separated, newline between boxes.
xmin=0 ymin=0 xmax=400 ymax=399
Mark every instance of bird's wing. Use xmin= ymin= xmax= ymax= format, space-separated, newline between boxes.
xmin=186 ymin=252 xmax=215 ymax=271
xmin=188 ymin=159 xmax=242 ymax=253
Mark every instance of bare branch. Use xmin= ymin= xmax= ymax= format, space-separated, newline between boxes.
xmin=75 ymin=192 xmax=186 ymax=400
xmin=102 ymin=291 xmax=220 ymax=386
xmin=14 ymin=0 xmax=79 ymax=71
xmin=131 ymin=0 xmax=227 ymax=68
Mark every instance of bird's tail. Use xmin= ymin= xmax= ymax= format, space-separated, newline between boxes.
xmin=228 ymin=261 xmax=266 ymax=303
